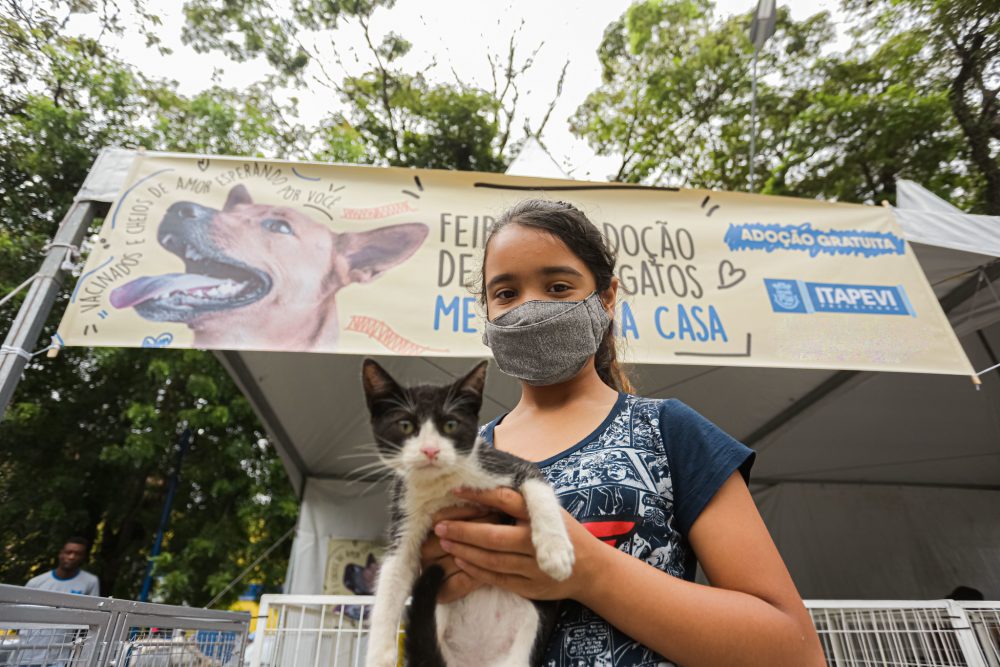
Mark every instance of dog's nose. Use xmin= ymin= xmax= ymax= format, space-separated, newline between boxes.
xmin=420 ymin=446 xmax=440 ymax=461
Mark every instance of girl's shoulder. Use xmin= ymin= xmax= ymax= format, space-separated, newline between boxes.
xmin=622 ymin=394 xmax=708 ymax=426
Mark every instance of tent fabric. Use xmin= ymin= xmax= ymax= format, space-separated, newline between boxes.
xmin=283 ymin=478 xmax=389 ymax=595
xmin=893 ymin=179 xmax=1000 ymax=268
xmin=756 ymin=483 xmax=1000 ymax=599
xmin=269 ymin=175 xmax=1000 ymax=597
xmin=503 ymin=137 xmax=568 ymax=179
xmin=896 ymin=179 xmax=965 ymax=214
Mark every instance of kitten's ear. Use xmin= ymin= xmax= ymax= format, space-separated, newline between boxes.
xmin=455 ymin=360 xmax=488 ymax=398
xmin=361 ymin=359 xmax=400 ymax=408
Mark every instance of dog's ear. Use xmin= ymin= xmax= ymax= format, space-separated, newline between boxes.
xmin=224 ymin=184 xmax=253 ymax=211
xmin=338 ymin=223 xmax=429 ymax=284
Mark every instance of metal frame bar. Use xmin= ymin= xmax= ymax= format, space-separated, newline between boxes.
xmin=0 ymin=200 xmax=105 ymax=418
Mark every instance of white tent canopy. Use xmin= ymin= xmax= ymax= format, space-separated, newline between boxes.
xmin=48 ymin=149 xmax=1000 ymax=600
xmin=219 ymin=177 xmax=999 ymax=600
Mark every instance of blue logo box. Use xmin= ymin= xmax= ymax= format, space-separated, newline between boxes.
xmin=764 ymin=279 xmax=915 ymax=316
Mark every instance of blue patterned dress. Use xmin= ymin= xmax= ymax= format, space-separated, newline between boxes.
xmin=481 ymin=394 xmax=755 ymax=667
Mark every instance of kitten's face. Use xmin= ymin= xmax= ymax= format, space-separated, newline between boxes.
xmin=361 ymin=360 xmax=487 ymax=477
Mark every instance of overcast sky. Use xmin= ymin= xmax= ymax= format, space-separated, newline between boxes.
xmin=82 ymin=0 xmax=846 ymax=179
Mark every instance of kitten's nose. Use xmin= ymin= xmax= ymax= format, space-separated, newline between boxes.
xmin=420 ymin=446 xmax=440 ymax=461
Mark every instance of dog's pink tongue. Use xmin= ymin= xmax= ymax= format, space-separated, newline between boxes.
xmin=110 ymin=273 xmax=228 ymax=308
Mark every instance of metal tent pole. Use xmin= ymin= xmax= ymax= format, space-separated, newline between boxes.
xmin=0 ymin=200 xmax=103 ymax=419
xmin=750 ymin=51 xmax=758 ymax=192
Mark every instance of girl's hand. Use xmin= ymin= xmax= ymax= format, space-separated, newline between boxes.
xmin=419 ymin=504 xmax=503 ymax=603
xmin=433 ymin=486 xmax=603 ymax=601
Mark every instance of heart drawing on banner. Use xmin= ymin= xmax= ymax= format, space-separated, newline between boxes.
xmin=196 ymin=158 xmax=210 ymax=172
xmin=141 ymin=333 xmax=174 ymax=348
xmin=718 ymin=260 xmax=747 ymax=290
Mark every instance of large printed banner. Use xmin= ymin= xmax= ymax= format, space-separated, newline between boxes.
xmin=57 ymin=154 xmax=973 ymax=375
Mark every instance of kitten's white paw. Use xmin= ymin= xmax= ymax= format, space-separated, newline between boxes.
xmin=534 ymin=535 xmax=575 ymax=582
xmin=364 ymin=646 xmax=397 ymax=667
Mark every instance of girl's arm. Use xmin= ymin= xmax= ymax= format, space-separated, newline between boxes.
xmin=435 ymin=474 xmax=827 ymax=667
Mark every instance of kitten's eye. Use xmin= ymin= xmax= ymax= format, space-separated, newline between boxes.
xmin=442 ymin=420 xmax=458 ymax=435
xmin=398 ymin=420 xmax=415 ymax=435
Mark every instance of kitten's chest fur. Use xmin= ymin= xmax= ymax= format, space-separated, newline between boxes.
xmin=398 ymin=457 xmax=513 ymax=522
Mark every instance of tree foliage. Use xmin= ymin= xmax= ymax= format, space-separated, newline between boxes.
xmin=0 ymin=0 xmax=314 ymax=605
xmin=573 ymin=0 xmax=998 ymax=211
xmin=0 ymin=0 xmax=543 ymax=605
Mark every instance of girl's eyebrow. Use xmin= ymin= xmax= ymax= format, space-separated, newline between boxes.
xmin=539 ymin=266 xmax=584 ymax=278
xmin=486 ymin=266 xmax=584 ymax=290
xmin=486 ymin=272 xmax=514 ymax=290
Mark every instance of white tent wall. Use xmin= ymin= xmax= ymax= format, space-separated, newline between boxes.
xmin=283 ymin=478 xmax=389 ymax=594
xmin=756 ymin=483 xmax=1000 ymax=600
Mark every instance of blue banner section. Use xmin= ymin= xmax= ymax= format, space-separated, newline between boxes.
xmin=764 ymin=279 xmax=915 ymax=316
xmin=725 ymin=222 xmax=905 ymax=258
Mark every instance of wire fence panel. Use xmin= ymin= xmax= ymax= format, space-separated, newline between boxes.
xmin=806 ymin=601 xmax=993 ymax=667
xmin=249 ymin=595 xmax=396 ymax=667
xmin=248 ymin=596 xmax=1000 ymax=667
xmin=963 ymin=605 xmax=1000 ymax=667
xmin=0 ymin=584 xmax=249 ymax=667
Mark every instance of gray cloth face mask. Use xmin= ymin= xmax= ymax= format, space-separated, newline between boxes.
xmin=482 ymin=292 xmax=612 ymax=386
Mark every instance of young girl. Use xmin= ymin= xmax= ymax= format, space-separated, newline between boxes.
xmin=420 ymin=199 xmax=826 ymax=666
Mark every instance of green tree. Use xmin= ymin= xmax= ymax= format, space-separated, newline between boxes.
xmin=572 ymin=0 xmax=832 ymax=190
xmin=843 ymin=0 xmax=1000 ymax=213
xmin=0 ymin=0 xmax=309 ymax=604
xmin=573 ymin=0 xmax=990 ymax=209
xmin=180 ymin=0 xmax=566 ymax=170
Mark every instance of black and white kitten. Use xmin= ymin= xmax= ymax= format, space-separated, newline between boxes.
xmin=360 ymin=359 xmax=575 ymax=667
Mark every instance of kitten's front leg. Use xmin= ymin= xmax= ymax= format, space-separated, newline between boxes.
xmin=365 ymin=551 xmax=417 ymax=667
xmin=520 ymin=478 xmax=575 ymax=582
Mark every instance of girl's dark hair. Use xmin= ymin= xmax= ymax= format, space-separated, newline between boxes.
xmin=478 ymin=199 xmax=634 ymax=394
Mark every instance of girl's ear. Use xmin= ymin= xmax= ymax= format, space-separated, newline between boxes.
xmin=600 ymin=277 xmax=619 ymax=315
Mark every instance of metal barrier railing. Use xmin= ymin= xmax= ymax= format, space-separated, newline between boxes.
xmin=0 ymin=583 xmax=250 ymax=667
xmin=248 ymin=594 xmax=1000 ymax=667
xmin=247 ymin=595 xmax=391 ymax=667
xmin=965 ymin=606 xmax=1000 ymax=667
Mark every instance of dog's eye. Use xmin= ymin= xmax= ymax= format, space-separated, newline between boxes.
xmin=262 ymin=218 xmax=294 ymax=235
xmin=397 ymin=420 xmax=415 ymax=435
xmin=442 ymin=420 xmax=458 ymax=435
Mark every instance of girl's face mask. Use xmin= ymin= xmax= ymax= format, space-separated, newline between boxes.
xmin=482 ymin=292 xmax=611 ymax=386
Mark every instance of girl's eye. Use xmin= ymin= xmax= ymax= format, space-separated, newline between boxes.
xmin=549 ymin=283 xmax=572 ymax=293
xmin=494 ymin=288 xmax=515 ymax=300
xmin=398 ymin=420 xmax=415 ymax=435
xmin=442 ymin=420 xmax=458 ymax=435
xmin=262 ymin=218 xmax=294 ymax=235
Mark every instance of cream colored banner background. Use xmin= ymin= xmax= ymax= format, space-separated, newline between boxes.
xmin=56 ymin=154 xmax=972 ymax=375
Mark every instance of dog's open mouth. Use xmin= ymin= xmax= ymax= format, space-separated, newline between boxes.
xmin=110 ymin=250 xmax=272 ymax=321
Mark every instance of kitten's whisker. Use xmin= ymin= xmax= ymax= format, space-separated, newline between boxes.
xmin=347 ymin=468 xmax=397 ymax=493
xmin=343 ymin=461 xmax=393 ymax=478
